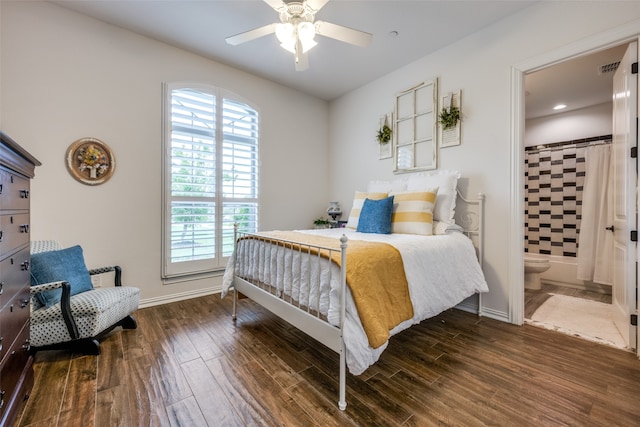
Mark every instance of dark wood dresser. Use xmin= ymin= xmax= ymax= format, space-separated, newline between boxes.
xmin=0 ymin=131 xmax=40 ymax=426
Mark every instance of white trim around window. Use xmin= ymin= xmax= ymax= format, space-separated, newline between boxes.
xmin=161 ymin=82 xmax=259 ymax=280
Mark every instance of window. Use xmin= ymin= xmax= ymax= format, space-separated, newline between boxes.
xmin=162 ymin=82 xmax=259 ymax=279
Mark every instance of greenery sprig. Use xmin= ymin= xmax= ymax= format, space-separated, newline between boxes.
xmin=313 ymin=217 xmax=331 ymax=226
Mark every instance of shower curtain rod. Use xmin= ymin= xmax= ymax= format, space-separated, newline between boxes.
xmin=525 ymin=135 xmax=612 ymax=154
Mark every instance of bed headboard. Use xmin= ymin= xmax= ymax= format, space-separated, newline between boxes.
xmin=454 ymin=190 xmax=485 ymax=267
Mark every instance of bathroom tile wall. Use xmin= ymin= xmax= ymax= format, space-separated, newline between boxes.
xmin=524 ymin=136 xmax=611 ymax=257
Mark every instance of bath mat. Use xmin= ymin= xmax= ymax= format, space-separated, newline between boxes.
xmin=527 ymin=293 xmax=627 ymax=349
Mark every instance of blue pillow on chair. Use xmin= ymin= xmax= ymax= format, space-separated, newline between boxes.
xmin=356 ymin=196 xmax=394 ymax=234
xmin=30 ymin=245 xmax=94 ymax=308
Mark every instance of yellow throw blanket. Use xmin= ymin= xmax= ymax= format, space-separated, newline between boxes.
xmin=253 ymin=231 xmax=414 ymax=348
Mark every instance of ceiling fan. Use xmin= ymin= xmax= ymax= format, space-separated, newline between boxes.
xmin=225 ymin=0 xmax=373 ymax=71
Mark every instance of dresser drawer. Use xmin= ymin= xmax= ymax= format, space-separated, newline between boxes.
xmin=0 ymin=168 xmax=7 ymax=211
xmin=0 ymin=285 xmax=30 ymax=363
xmin=0 ymin=213 xmax=30 ymax=256
xmin=0 ymin=322 xmax=31 ymax=420
xmin=0 ymin=247 xmax=30 ymax=314
xmin=0 ymin=170 xmax=30 ymax=212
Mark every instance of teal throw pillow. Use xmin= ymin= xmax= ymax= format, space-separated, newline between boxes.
xmin=30 ymin=245 xmax=93 ymax=308
xmin=356 ymin=196 xmax=394 ymax=234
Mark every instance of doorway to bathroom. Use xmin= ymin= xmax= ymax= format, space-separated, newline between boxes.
xmin=522 ymin=42 xmax=635 ymax=351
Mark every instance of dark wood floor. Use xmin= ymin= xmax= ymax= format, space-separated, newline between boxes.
xmin=13 ymin=293 xmax=640 ymax=427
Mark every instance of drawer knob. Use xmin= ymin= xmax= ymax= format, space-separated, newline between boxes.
xmin=20 ymin=224 xmax=30 ymax=233
xmin=0 ymin=281 xmax=3 ymax=295
xmin=20 ymin=189 xmax=29 ymax=199
xmin=0 ymin=183 xmax=3 ymax=194
xmin=21 ymin=260 xmax=30 ymax=271
xmin=0 ymin=230 xmax=3 ymax=241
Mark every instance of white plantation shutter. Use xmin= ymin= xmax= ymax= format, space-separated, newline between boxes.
xmin=163 ymin=83 xmax=259 ymax=278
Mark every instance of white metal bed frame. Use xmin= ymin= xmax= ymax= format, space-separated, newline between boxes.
xmin=231 ymin=191 xmax=485 ymax=410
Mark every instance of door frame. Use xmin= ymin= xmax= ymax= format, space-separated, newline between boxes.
xmin=508 ymin=23 xmax=640 ymax=329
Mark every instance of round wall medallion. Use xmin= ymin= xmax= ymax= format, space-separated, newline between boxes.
xmin=65 ymin=137 xmax=115 ymax=185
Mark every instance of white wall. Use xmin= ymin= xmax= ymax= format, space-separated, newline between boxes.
xmin=329 ymin=2 xmax=640 ymax=320
xmin=0 ymin=1 xmax=330 ymax=306
xmin=525 ymin=103 xmax=613 ymax=147
xmin=3 ymin=1 xmax=640 ymax=320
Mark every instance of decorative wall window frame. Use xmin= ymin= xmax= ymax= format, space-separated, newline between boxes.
xmin=161 ymin=82 xmax=259 ymax=280
xmin=393 ymin=79 xmax=438 ymax=173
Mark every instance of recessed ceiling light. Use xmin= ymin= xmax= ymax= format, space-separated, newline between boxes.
xmin=388 ymin=30 xmax=399 ymax=37
xmin=553 ymin=104 xmax=567 ymax=110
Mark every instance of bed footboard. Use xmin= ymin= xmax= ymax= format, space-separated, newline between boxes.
xmin=231 ymin=226 xmax=349 ymax=410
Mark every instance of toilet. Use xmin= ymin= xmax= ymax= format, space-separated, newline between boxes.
xmin=524 ymin=256 xmax=551 ymax=290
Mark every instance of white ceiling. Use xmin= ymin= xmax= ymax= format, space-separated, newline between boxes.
xmin=51 ymin=0 xmax=535 ymax=101
xmin=49 ymin=0 xmax=624 ymax=118
xmin=525 ymin=43 xmax=629 ymax=119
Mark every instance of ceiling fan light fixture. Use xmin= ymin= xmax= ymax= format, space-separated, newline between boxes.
xmin=298 ymin=22 xmax=315 ymax=41
xmin=280 ymin=42 xmax=296 ymax=54
xmin=298 ymin=22 xmax=317 ymax=53
xmin=300 ymin=38 xmax=317 ymax=53
xmin=275 ymin=23 xmax=294 ymax=44
xmin=276 ymin=21 xmax=317 ymax=55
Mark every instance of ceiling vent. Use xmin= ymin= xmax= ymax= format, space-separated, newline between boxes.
xmin=598 ymin=61 xmax=620 ymax=75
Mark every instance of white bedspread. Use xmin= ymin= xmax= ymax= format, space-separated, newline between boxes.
xmin=222 ymin=228 xmax=488 ymax=375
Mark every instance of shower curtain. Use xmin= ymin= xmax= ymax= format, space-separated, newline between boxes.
xmin=577 ymin=144 xmax=613 ymax=285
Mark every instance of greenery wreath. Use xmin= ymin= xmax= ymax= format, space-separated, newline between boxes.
xmin=376 ymin=124 xmax=392 ymax=144
xmin=439 ymin=105 xmax=461 ymax=130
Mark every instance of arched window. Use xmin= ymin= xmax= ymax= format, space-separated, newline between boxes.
xmin=162 ymin=82 xmax=259 ymax=279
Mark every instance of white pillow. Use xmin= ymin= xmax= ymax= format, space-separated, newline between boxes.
xmin=433 ymin=220 xmax=464 ymax=235
xmin=406 ymin=170 xmax=460 ymax=225
xmin=391 ymin=189 xmax=438 ymax=235
xmin=346 ymin=191 xmax=389 ymax=229
xmin=367 ymin=178 xmax=407 ymax=193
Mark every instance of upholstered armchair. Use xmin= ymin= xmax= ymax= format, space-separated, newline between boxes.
xmin=29 ymin=240 xmax=140 ymax=355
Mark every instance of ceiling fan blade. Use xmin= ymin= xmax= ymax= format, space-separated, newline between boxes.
xmin=263 ymin=0 xmax=286 ymax=13
xmin=225 ymin=23 xmax=277 ymax=46
xmin=306 ymin=0 xmax=330 ymax=13
xmin=315 ymin=21 xmax=372 ymax=47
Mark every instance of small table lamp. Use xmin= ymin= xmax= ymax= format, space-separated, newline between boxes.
xmin=327 ymin=201 xmax=342 ymax=221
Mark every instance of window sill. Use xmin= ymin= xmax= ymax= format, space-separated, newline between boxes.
xmin=162 ymin=268 xmax=224 ymax=286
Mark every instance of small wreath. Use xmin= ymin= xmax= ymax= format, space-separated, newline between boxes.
xmin=65 ymin=137 xmax=115 ymax=185
xmin=376 ymin=124 xmax=392 ymax=144
xmin=439 ymin=105 xmax=460 ymax=130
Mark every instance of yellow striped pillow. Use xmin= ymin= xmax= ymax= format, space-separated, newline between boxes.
xmin=346 ymin=191 xmax=389 ymax=229
xmin=391 ymin=189 xmax=438 ymax=235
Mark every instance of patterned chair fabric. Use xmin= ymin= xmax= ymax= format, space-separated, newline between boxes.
xmin=29 ymin=240 xmax=140 ymax=353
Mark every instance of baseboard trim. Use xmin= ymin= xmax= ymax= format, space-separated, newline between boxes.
xmin=479 ymin=306 xmax=511 ymax=323
xmin=456 ymin=300 xmax=479 ymax=314
xmin=139 ymin=285 xmax=222 ymax=309
xmin=139 ymin=287 xmax=514 ymax=327
xmin=541 ymin=279 xmax=612 ymax=295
